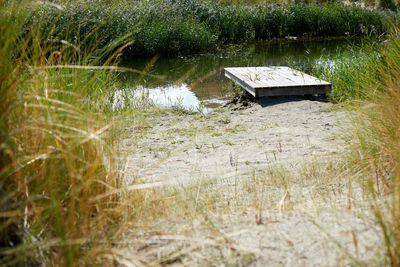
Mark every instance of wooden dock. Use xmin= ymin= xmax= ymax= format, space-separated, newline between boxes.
xmin=224 ymin=66 xmax=331 ymax=97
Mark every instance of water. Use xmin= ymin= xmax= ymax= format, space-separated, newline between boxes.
xmin=111 ymin=85 xmax=204 ymax=112
xmin=119 ymin=38 xmax=358 ymax=111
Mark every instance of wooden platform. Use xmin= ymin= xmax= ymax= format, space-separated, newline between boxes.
xmin=224 ymin=66 xmax=331 ymax=97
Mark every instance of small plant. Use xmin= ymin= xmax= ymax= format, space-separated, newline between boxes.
xmin=218 ymin=116 xmax=231 ymax=124
xmin=231 ymin=82 xmax=247 ymax=97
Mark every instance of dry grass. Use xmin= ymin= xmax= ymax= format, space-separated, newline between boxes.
xmin=345 ymin=35 xmax=400 ymax=266
xmin=109 ymin=157 xmax=382 ymax=265
xmin=0 ymin=1 xmax=138 ymax=265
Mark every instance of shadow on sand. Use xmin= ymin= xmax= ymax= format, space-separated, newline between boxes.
xmin=257 ymin=95 xmax=328 ymax=108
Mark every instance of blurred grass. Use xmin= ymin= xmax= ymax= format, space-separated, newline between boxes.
xmin=0 ymin=1 xmax=135 ymax=265
xmin=346 ymin=35 xmax=400 ymax=265
xmin=307 ymin=30 xmax=400 ymax=264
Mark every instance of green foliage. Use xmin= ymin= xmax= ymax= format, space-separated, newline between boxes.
xmin=27 ymin=0 xmax=395 ymax=56
xmin=379 ymin=0 xmax=398 ymax=11
xmin=310 ymin=42 xmax=382 ymax=102
xmin=230 ymin=81 xmax=247 ymax=97
xmin=183 ymin=1 xmax=391 ymax=40
xmin=130 ymin=18 xmax=217 ymax=55
xmin=29 ymin=1 xmax=217 ymax=56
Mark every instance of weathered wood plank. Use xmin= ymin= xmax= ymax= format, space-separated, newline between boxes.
xmin=224 ymin=66 xmax=331 ymax=97
xmin=225 ymin=70 xmax=256 ymax=96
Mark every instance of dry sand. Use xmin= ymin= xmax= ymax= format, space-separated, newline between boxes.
xmin=120 ymin=97 xmax=382 ymax=266
xmin=124 ymin=97 xmax=345 ymax=185
xmin=123 ymin=97 xmax=345 ymax=184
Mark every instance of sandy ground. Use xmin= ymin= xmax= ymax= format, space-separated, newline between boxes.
xmin=120 ymin=97 xmax=382 ymax=266
xmin=123 ymin=97 xmax=346 ymax=184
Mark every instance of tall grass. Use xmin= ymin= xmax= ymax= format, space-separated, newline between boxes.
xmin=347 ymin=36 xmax=400 ymax=265
xmin=312 ymin=32 xmax=400 ymax=264
xmin=0 ymin=1 xmax=133 ymax=265
xmin=29 ymin=0 xmax=395 ymax=56
xmin=218 ymin=0 xmax=400 ymax=10
xmin=308 ymin=41 xmax=382 ymax=102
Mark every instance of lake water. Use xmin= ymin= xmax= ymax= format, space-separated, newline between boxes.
xmin=119 ymin=38 xmax=358 ymax=111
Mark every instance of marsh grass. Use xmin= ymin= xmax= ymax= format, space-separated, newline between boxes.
xmin=29 ymin=0 xmax=394 ymax=56
xmin=285 ymin=37 xmax=384 ymax=102
xmin=220 ymin=0 xmax=400 ymax=11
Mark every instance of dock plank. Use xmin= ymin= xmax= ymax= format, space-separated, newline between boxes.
xmin=224 ymin=67 xmax=331 ymax=97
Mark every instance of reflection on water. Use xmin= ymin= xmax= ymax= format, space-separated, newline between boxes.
xmin=112 ymin=84 xmax=207 ymax=113
xmin=119 ymin=38 xmax=360 ymax=110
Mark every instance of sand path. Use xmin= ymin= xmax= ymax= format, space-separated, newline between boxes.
xmin=120 ymin=97 xmax=381 ymax=265
xmin=123 ymin=97 xmax=346 ymax=184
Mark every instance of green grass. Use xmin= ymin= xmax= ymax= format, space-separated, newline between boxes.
xmin=217 ymin=0 xmax=398 ymax=9
xmin=308 ymin=41 xmax=383 ymax=102
xmin=28 ymin=0 xmax=396 ymax=56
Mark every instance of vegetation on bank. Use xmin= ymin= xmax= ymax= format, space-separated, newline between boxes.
xmin=220 ymin=0 xmax=400 ymax=11
xmin=307 ymin=42 xmax=382 ymax=102
xmin=30 ymin=0 xmax=396 ymax=56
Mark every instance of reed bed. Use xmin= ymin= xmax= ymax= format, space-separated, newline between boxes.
xmin=29 ymin=0 xmax=395 ymax=56
xmin=307 ymin=41 xmax=382 ymax=102
xmin=218 ymin=0 xmax=398 ymax=10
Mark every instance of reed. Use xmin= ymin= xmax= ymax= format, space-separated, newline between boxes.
xmin=309 ymin=41 xmax=382 ymax=102
xmin=0 ymin=1 xmax=131 ymax=265
xmin=29 ymin=0 xmax=394 ymax=56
